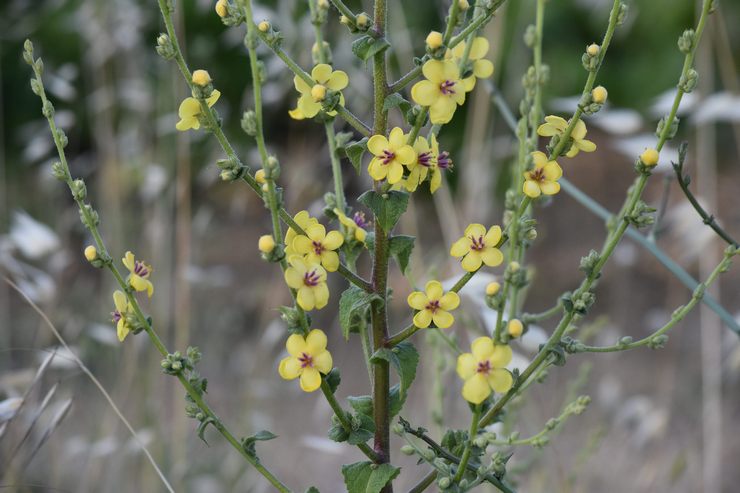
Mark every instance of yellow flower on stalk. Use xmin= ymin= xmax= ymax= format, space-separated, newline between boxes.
xmin=407 ymin=280 xmax=460 ymax=329
xmin=456 ymin=337 xmax=513 ymax=404
xmin=122 ymin=251 xmax=154 ymax=297
xmin=288 ymin=64 xmax=348 ymax=120
xmin=536 ymin=115 xmax=596 ymax=158
xmin=284 ymin=256 xmax=329 ymax=311
xmin=448 ymin=37 xmax=494 ymax=92
xmin=411 ymin=59 xmax=466 ymax=124
xmin=284 ymin=211 xmax=319 ymax=257
xmin=112 ymin=290 xmax=134 ymax=342
xmin=523 ymin=151 xmax=562 ymax=198
xmin=292 ymin=224 xmax=344 ymax=272
xmin=367 ymin=127 xmax=416 ymax=184
xmin=175 ymin=90 xmax=221 ymax=131
xmin=334 ymin=208 xmax=368 ymax=243
xmin=278 ymin=329 xmax=333 ymax=392
xmin=450 ymin=224 xmax=504 ymax=272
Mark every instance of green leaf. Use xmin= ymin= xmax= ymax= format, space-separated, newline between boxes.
xmin=342 ymin=461 xmax=401 ymax=493
xmin=339 ymin=286 xmax=382 ymax=340
xmin=328 ymin=423 xmax=350 ymax=443
xmin=371 ymin=342 xmax=419 ymax=417
xmin=358 ymin=190 xmax=409 ymax=233
xmin=347 ymin=413 xmax=375 ymax=445
xmin=383 ymin=93 xmax=413 ymax=114
xmin=345 ymin=138 xmax=369 ymax=174
xmin=351 ymin=35 xmax=391 ymax=62
xmin=242 ymin=430 xmax=277 ymax=457
xmin=325 ymin=368 xmax=341 ymax=394
xmin=388 ymin=384 xmax=403 ymax=417
xmin=334 ymin=131 xmax=353 ymax=149
xmin=306 ymin=488 xmax=320 ymax=493
xmin=348 ymin=395 xmax=373 ymax=417
xmin=389 ymin=235 xmax=415 ymax=275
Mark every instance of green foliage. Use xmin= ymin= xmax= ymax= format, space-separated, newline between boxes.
xmin=339 ymin=286 xmax=382 ymax=340
xmin=341 ymin=461 xmax=401 ymax=493
xmin=351 ymin=35 xmax=391 ymax=62
xmin=388 ymin=235 xmax=415 ymax=275
xmin=358 ymin=191 xmax=409 ymax=233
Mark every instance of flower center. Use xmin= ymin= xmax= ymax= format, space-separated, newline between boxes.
xmin=437 ymin=151 xmax=452 ymax=169
xmin=439 ymin=80 xmax=456 ymax=95
xmin=530 ymin=167 xmax=546 ymax=183
xmin=312 ymin=240 xmax=325 ymax=256
xmin=476 ymin=360 xmax=491 ymax=375
xmin=425 ymin=299 xmax=440 ymax=313
xmin=353 ymin=212 xmax=368 ymax=229
xmin=303 ymin=269 xmax=321 ymax=287
xmin=381 ymin=149 xmax=395 ymax=165
xmin=111 ymin=310 xmax=122 ymax=323
xmin=470 ymin=235 xmax=486 ymax=251
xmin=418 ymin=151 xmax=433 ymax=168
xmin=134 ymin=261 xmax=150 ymax=278
xmin=298 ymin=352 xmax=314 ymax=368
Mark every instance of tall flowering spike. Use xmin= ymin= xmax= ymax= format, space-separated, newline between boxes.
xmin=289 ymin=64 xmax=348 ymax=120
xmin=284 ymin=211 xmax=319 ymax=257
xmin=292 ymin=223 xmax=344 ymax=272
xmin=278 ymin=329 xmax=333 ymax=392
xmin=334 ymin=208 xmax=368 ymax=243
xmin=407 ymin=280 xmax=460 ymax=329
xmin=284 ymin=256 xmax=329 ymax=311
xmin=523 ymin=151 xmax=562 ymax=198
xmin=176 ymin=90 xmax=221 ymax=131
xmin=411 ymin=59 xmax=466 ymax=124
xmin=537 ymin=115 xmax=596 ymax=158
xmin=367 ymin=127 xmax=416 ymax=184
xmin=122 ymin=251 xmax=154 ymax=297
xmin=456 ymin=337 xmax=513 ymax=404
xmin=448 ymin=37 xmax=494 ymax=92
xmin=450 ymin=224 xmax=504 ymax=272
xmin=112 ymin=290 xmax=133 ymax=342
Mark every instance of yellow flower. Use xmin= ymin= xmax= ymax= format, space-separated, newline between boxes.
xmin=215 ymin=0 xmax=228 ymax=17
xmin=258 ymin=21 xmax=270 ymax=32
xmin=278 ymin=329 xmax=333 ymax=392
xmin=112 ymin=290 xmax=134 ymax=342
xmin=407 ymin=280 xmax=460 ymax=329
xmin=292 ymin=224 xmax=344 ymax=272
xmin=587 ymin=43 xmax=600 ymax=57
xmin=449 ymin=37 xmax=494 ymax=92
xmin=640 ymin=148 xmax=659 ymax=167
xmin=485 ymin=281 xmax=500 ymax=296
xmin=367 ymin=127 xmax=416 ymax=184
xmin=450 ymin=224 xmax=504 ymax=272
xmin=426 ymin=31 xmax=443 ymax=50
xmin=288 ymin=64 xmax=348 ymax=120
xmin=258 ymin=234 xmax=276 ymax=253
xmin=175 ymin=90 xmax=221 ymax=131
xmin=122 ymin=251 xmax=154 ymax=297
xmin=592 ymin=85 xmax=608 ymax=104
xmin=411 ymin=59 xmax=466 ymax=124
xmin=84 ymin=245 xmax=98 ymax=262
xmin=192 ymin=69 xmax=211 ymax=87
xmin=507 ymin=319 xmax=523 ymax=338
xmin=537 ymin=115 xmax=596 ymax=158
xmin=284 ymin=256 xmax=329 ymax=311
xmin=456 ymin=337 xmax=513 ymax=404
xmin=523 ymin=151 xmax=562 ymax=198
xmin=284 ymin=210 xmax=319 ymax=257
xmin=255 ymin=169 xmax=266 ymax=184
xmin=334 ymin=208 xmax=368 ymax=243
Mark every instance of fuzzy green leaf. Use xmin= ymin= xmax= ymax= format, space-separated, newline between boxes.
xmin=351 ymin=35 xmax=391 ymax=62
xmin=348 ymin=395 xmax=373 ymax=417
xmin=242 ymin=430 xmax=277 ymax=457
xmin=339 ymin=287 xmax=382 ymax=340
xmin=389 ymin=235 xmax=415 ymax=275
xmin=325 ymin=368 xmax=341 ymax=394
xmin=345 ymin=138 xmax=369 ymax=174
xmin=358 ymin=190 xmax=408 ymax=233
xmin=342 ymin=461 xmax=401 ymax=493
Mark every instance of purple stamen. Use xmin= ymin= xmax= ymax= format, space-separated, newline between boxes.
xmin=312 ymin=240 xmax=324 ymax=256
xmin=470 ymin=236 xmax=486 ymax=251
xmin=476 ymin=360 xmax=491 ymax=375
xmin=437 ymin=151 xmax=452 ymax=169
xmin=381 ymin=149 xmax=395 ymax=165
xmin=304 ymin=269 xmax=321 ymax=287
xmin=298 ymin=352 xmax=314 ymax=368
xmin=425 ymin=299 xmax=440 ymax=313
xmin=111 ymin=310 xmax=122 ymax=323
xmin=530 ymin=167 xmax=545 ymax=182
xmin=134 ymin=261 xmax=149 ymax=277
xmin=418 ymin=151 xmax=433 ymax=168
xmin=353 ymin=212 xmax=368 ymax=229
xmin=439 ymin=80 xmax=456 ymax=95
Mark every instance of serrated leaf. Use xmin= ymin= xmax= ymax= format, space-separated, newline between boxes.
xmin=345 ymin=138 xmax=369 ymax=174
xmin=348 ymin=395 xmax=373 ymax=417
xmin=383 ymin=93 xmax=413 ymax=115
xmin=371 ymin=342 xmax=418 ymax=394
xmin=388 ymin=384 xmax=403 ymax=417
xmin=325 ymin=368 xmax=341 ymax=394
xmin=334 ymin=131 xmax=353 ymax=149
xmin=339 ymin=286 xmax=382 ymax=340
xmin=328 ymin=423 xmax=350 ymax=443
xmin=389 ymin=235 xmax=415 ymax=275
xmin=358 ymin=190 xmax=408 ymax=233
xmin=242 ymin=430 xmax=277 ymax=457
xmin=342 ymin=461 xmax=401 ymax=493
xmin=351 ymin=35 xmax=391 ymax=62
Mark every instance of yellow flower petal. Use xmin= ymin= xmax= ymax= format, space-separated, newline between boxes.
xmin=368 ymin=135 xmax=390 ymax=156
xmin=321 ymin=250 xmax=339 ymax=272
xmin=422 ymin=59 xmax=447 ymax=84
xmin=205 ymin=89 xmax=221 ymax=107
xmin=323 ymin=230 xmax=344 ymax=250
xmin=306 ymin=329 xmax=327 ymax=354
xmin=489 ymin=344 xmax=513 ymax=367
xmin=544 ymin=115 xmax=568 ymax=130
xmin=300 ymin=367 xmax=322 ymax=392
xmin=292 ymin=235 xmax=312 ymax=255
xmin=407 ymin=291 xmax=428 ymax=310
xmin=450 ymin=236 xmax=471 ymax=258
xmin=113 ymin=290 xmax=128 ymax=312
xmin=314 ymin=283 xmax=330 ymax=309
xmin=368 ymin=158 xmax=387 ymax=181
xmin=485 ymin=225 xmax=502 ymax=245
xmin=288 ymin=107 xmax=306 ymax=120
xmin=313 ymin=350 xmax=333 ymax=374
xmin=540 ymin=181 xmax=560 ymax=195
xmin=439 ymin=292 xmax=460 ymax=311
xmin=430 ymin=169 xmax=442 ymax=193
xmin=286 ymin=334 xmax=308 ymax=357
xmin=388 ymin=127 xmax=405 ymax=149
xmin=488 ymin=368 xmax=513 ymax=393
xmin=284 ymin=267 xmax=304 ymax=289
xmin=297 ymin=285 xmax=316 ymax=310
xmin=311 ymin=64 xmax=333 ymax=84
xmin=432 ymin=310 xmax=454 ymax=329
xmin=279 ymin=356 xmax=302 ymax=380
xmin=468 ymin=37 xmax=489 ymax=60
xmin=480 ymin=247 xmax=504 ymax=267
xmin=462 ymin=373 xmax=491 ymax=404
xmin=411 ymin=80 xmax=439 ymax=107
xmin=387 ymin=162 xmax=404 ymax=185
xmin=117 ymin=320 xmax=130 ymax=342
xmin=326 ymin=70 xmax=349 ymax=91
xmin=294 ymin=75 xmax=311 ymax=95
xmin=461 ymin=251 xmax=483 ymax=272
xmin=395 ymin=145 xmax=416 ymax=165
xmin=123 ymin=251 xmax=136 ymax=272
xmin=297 ymin=94 xmax=321 ymax=118
xmin=543 ymin=162 xmax=563 ymax=181
xmin=464 ymin=223 xmax=486 ymax=238
xmin=456 ymin=353 xmax=477 ymax=380
xmin=178 ymin=98 xmax=201 ymax=119
xmin=577 ymin=139 xmax=597 ymax=152
xmin=531 ymin=151 xmax=548 ymax=168
xmin=471 ymin=337 xmax=494 ymax=359
xmin=425 ymin=280 xmax=443 ymax=300
xmin=572 ymin=119 xmax=587 ymax=140
xmin=413 ymin=309 xmax=433 ymax=328
xmin=305 ymin=223 xmax=326 ymax=242
xmin=473 ymin=59 xmax=494 ymax=79
xmin=523 ymin=180 xmax=542 ymax=198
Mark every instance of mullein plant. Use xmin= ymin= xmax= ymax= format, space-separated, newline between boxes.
xmin=24 ymin=0 xmax=737 ymax=491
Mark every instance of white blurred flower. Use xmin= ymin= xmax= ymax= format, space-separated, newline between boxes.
xmin=692 ymin=92 xmax=740 ymax=124
xmin=9 ymin=210 xmax=60 ymax=259
xmin=650 ymin=89 xmax=698 ymax=118
xmin=590 ymin=109 xmax=644 ymax=135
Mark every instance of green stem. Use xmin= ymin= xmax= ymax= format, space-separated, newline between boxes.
xmin=522 ymin=302 xmax=563 ymax=324
xmin=442 ymin=0 xmax=461 ymax=44
xmin=328 ymin=0 xmax=356 ymax=22
xmin=453 ymin=405 xmax=481 ymax=483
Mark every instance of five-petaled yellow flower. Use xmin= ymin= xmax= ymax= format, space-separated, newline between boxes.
xmin=367 ymin=127 xmax=416 ymax=184
xmin=407 ymin=280 xmax=460 ymax=329
xmin=537 ymin=116 xmax=596 ymax=158
xmin=278 ymin=329 xmax=333 ymax=392
xmin=334 ymin=208 xmax=368 ymax=243
xmin=284 ymin=210 xmax=319 ymax=257
xmin=292 ymin=223 xmax=344 ymax=272
xmin=523 ymin=151 xmax=562 ymax=198
xmin=284 ymin=256 xmax=330 ymax=311
xmin=122 ymin=251 xmax=154 ymax=297
xmin=448 ymin=37 xmax=494 ymax=92
xmin=411 ymin=59 xmax=466 ymax=124
xmin=450 ymin=224 xmax=504 ymax=272
xmin=289 ymin=64 xmax=348 ymax=120
xmin=111 ymin=290 xmax=134 ymax=342
xmin=176 ymin=90 xmax=221 ymax=131
xmin=456 ymin=337 xmax=513 ymax=404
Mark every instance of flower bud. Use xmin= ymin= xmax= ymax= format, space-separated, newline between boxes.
xmin=640 ymin=148 xmax=659 ymax=167
xmin=509 ymin=261 xmax=520 ymax=273
xmin=258 ymin=20 xmax=270 ymax=32
xmin=71 ymin=179 xmax=87 ymax=200
xmin=486 ymin=281 xmax=501 ymax=296
xmin=84 ymin=245 xmax=98 ymax=262
xmin=255 ymin=169 xmax=267 ymax=184
xmin=311 ymin=84 xmax=327 ymax=102
xmin=507 ymin=319 xmax=524 ymax=338
xmin=51 ymin=161 xmax=68 ymax=181
xmin=215 ymin=0 xmax=228 ymax=18
xmin=458 ymin=0 xmax=470 ymax=10
xmin=426 ymin=31 xmax=443 ymax=50
xmin=192 ymin=69 xmax=211 ymax=87
xmin=261 ymin=183 xmax=269 ymax=193
xmin=356 ymin=13 xmax=370 ymax=29
xmin=587 ymin=43 xmax=600 ymax=57
xmin=340 ymin=15 xmax=350 ymax=25
xmin=591 ymin=85 xmax=608 ymax=104
xmin=318 ymin=0 xmax=329 ymax=8
xmin=258 ymin=235 xmax=276 ymax=253
xmin=400 ymin=445 xmax=415 ymax=455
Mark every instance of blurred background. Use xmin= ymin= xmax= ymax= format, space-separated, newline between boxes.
xmin=1 ymin=0 xmax=739 ymax=491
